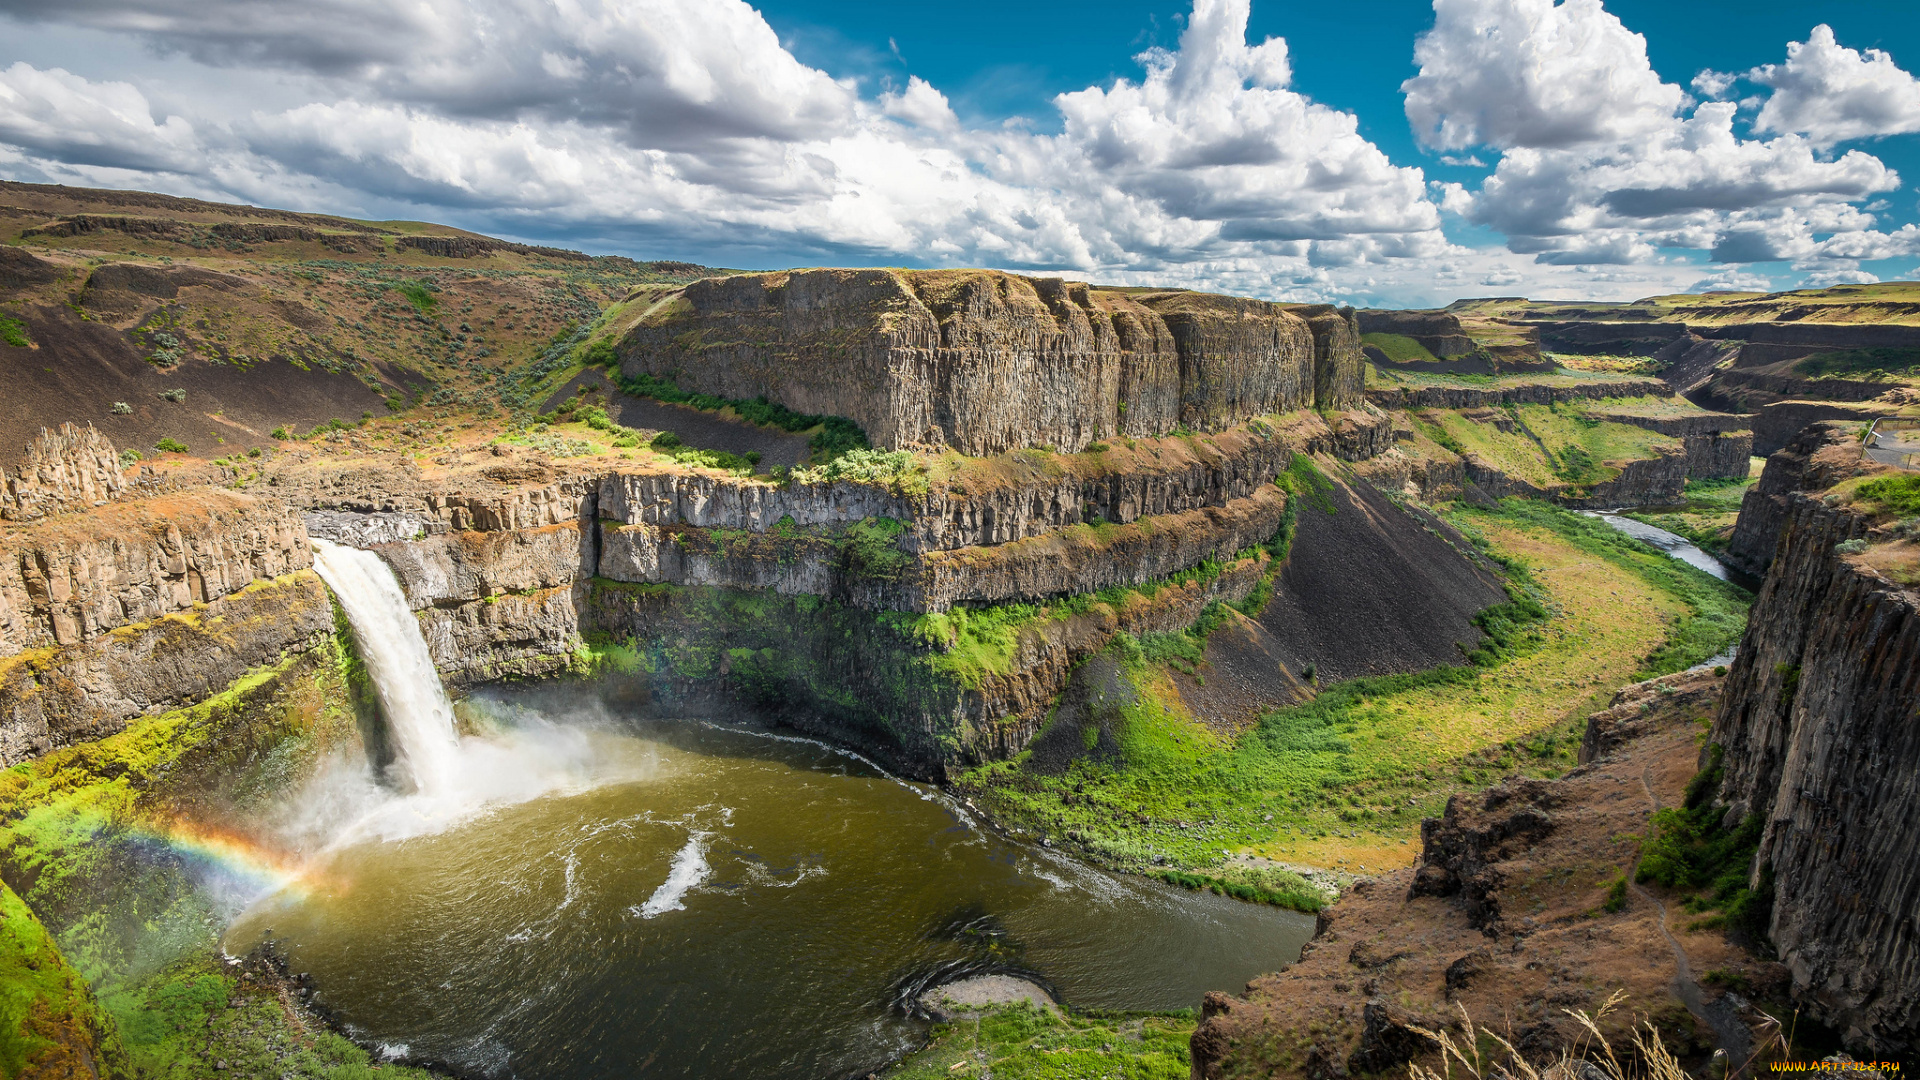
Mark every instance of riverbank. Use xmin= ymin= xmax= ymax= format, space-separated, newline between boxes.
xmin=954 ymin=499 xmax=1750 ymax=882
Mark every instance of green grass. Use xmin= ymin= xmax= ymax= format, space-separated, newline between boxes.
xmin=1858 ymin=473 xmax=1920 ymax=515
xmin=0 ymin=314 xmax=28 ymax=348
xmin=1621 ymin=471 xmax=1760 ymax=555
xmin=393 ymin=279 xmax=438 ymax=315
xmin=1794 ymin=347 xmax=1920 ymax=380
xmin=1362 ymin=332 xmax=1440 ymax=363
xmin=1 ymin=879 xmax=122 ymax=1077
xmin=1636 ymin=747 xmax=1770 ymax=938
xmin=885 ymin=1004 xmax=1192 ymax=1080
xmin=957 ymin=499 xmax=1749 ymax=882
xmin=1478 ymin=499 xmax=1749 ymax=677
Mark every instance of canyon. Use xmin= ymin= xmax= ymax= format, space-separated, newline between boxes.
xmin=2 ymin=188 xmax=1917 ymax=1080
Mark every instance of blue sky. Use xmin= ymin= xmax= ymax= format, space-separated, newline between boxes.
xmin=2 ymin=0 xmax=1919 ymax=306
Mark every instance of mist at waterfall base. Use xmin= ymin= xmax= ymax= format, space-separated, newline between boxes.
xmin=231 ymin=542 xmax=1316 ymax=1078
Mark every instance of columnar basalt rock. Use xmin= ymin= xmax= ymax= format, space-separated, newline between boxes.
xmin=615 ymin=269 xmax=1363 ymax=455
xmin=1708 ymin=495 xmax=1920 ymax=1053
xmin=1 ymin=423 xmax=130 ymax=522
xmin=0 ymin=490 xmax=311 ymax=655
xmin=1724 ymin=423 xmax=1881 ymax=576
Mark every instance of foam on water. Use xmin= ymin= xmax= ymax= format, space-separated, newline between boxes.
xmin=636 ymin=832 xmax=712 ymax=918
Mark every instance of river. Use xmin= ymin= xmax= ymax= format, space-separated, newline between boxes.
xmin=227 ymin=685 xmax=1316 ymax=1079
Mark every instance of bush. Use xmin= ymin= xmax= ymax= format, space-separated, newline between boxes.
xmin=1857 ymin=473 xmax=1920 ymax=516
xmin=651 ymin=431 xmax=683 ymax=449
xmin=110 ymin=401 xmax=133 ymax=414
xmin=789 ymin=448 xmax=924 ymax=493
xmin=158 ymin=388 xmax=187 ymax=403
xmin=1835 ymin=537 xmax=1869 ymax=555
xmin=271 ymin=426 xmax=291 ymax=440
xmin=154 ymin=437 xmax=189 ymax=454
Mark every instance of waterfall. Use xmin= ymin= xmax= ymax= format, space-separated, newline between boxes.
xmin=311 ymin=539 xmax=462 ymax=798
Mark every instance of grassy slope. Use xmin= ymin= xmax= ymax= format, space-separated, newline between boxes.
xmin=1624 ymin=468 xmax=1763 ymax=554
xmin=0 ymin=629 xmax=436 ymax=1080
xmin=1361 ymin=332 xmax=1439 ymax=363
xmin=1 ymin=878 xmax=124 ymax=1077
xmin=885 ymin=1005 xmax=1192 ymax=1080
xmin=1411 ymin=406 xmax=1677 ymax=490
xmin=957 ymin=500 xmax=1749 ymax=879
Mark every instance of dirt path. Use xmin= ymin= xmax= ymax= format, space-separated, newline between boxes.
xmin=1632 ymin=765 xmax=1752 ymax=1065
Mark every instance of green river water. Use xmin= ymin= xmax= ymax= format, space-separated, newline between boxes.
xmin=225 ymin=685 xmax=1316 ymax=1079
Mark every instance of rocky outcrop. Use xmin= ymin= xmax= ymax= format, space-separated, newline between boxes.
xmin=1191 ymin=669 xmax=1772 ymax=1079
xmin=0 ymin=572 xmax=333 ymax=765
xmin=0 ymin=490 xmax=311 ymax=655
xmin=1462 ymin=444 xmax=1692 ymax=509
xmin=1 ymin=424 xmax=130 ymax=522
xmin=1356 ymin=309 xmax=1476 ymax=357
xmin=581 ymin=554 xmax=1269 ymax=778
xmin=1723 ymin=423 xmax=1881 ymax=576
xmin=616 ymin=269 xmax=1363 ymax=455
xmin=1750 ymin=400 xmax=1893 ymax=457
xmin=1708 ymin=495 xmax=1920 ymax=1054
xmin=1365 ymin=378 xmax=1672 ymax=411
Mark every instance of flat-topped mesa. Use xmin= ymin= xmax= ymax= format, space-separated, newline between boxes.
xmin=614 ymin=269 xmax=1363 ymax=456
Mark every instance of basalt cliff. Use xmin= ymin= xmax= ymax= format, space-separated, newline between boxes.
xmin=614 ymin=269 xmax=1364 ymax=455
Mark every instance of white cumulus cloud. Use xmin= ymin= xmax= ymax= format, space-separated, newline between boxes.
xmin=1406 ymin=0 xmax=1917 ymax=272
xmin=1749 ymin=25 xmax=1920 ymax=146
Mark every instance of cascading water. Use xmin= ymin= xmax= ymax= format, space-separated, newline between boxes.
xmin=310 ymin=539 xmax=462 ymax=797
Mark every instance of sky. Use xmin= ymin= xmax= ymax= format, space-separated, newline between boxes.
xmin=1 ymin=0 xmax=1918 ymax=308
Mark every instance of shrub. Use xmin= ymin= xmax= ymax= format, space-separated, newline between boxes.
xmin=0 ymin=314 xmax=28 ymax=347
xmin=789 ymin=448 xmax=924 ymax=493
xmin=1835 ymin=537 xmax=1869 ymax=555
xmin=1857 ymin=473 xmax=1920 ymax=516
xmin=154 ymin=437 xmax=189 ymax=454
xmin=110 ymin=401 xmax=133 ymax=414
xmin=395 ymin=279 xmax=438 ymax=315
xmin=271 ymin=426 xmax=291 ymax=440
xmin=651 ymin=431 xmax=683 ymax=449
xmin=158 ymin=388 xmax=187 ymax=403
xmin=118 ymin=449 xmax=141 ymax=467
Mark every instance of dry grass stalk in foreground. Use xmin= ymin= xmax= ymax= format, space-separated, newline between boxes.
xmin=1405 ymin=992 xmax=1700 ymax=1080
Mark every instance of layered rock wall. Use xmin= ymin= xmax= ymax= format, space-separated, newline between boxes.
xmin=616 ymin=269 xmax=1362 ymax=455
xmin=0 ymin=572 xmax=333 ymax=765
xmin=0 ymin=490 xmax=311 ymax=655
xmin=1708 ymin=495 xmax=1920 ymax=1053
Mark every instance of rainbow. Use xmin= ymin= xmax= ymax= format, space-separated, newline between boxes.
xmin=119 ymin=816 xmax=342 ymax=904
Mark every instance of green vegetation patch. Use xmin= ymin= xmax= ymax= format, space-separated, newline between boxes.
xmin=959 ymin=499 xmax=1749 ymax=883
xmin=1857 ymin=472 xmax=1920 ymax=516
xmin=0 ymin=314 xmax=29 ymax=348
xmin=885 ymin=1003 xmax=1192 ymax=1080
xmin=0 ymin=879 xmax=123 ymax=1077
xmin=1361 ymin=332 xmax=1439 ymax=364
xmin=1622 ymin=471 xmax=1760 ymax=555
xmin=587 ymin=345 xmax=869 ymax=461
xmin=1470 ymin=499 xmax=1748 ymax=678
xmin=393 ymin=279 xmax=438 ymax=315
xmin=1636 ymin=746 xmax=1770 ymax=938
xmin=1794 ymin=347 xmax=1920 ymax=380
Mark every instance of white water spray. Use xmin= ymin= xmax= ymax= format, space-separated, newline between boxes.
xmin=311 ymin=539 xmax=463 ymax=797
